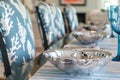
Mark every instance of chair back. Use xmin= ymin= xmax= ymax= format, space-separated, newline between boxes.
xmin=64 ymin=5 xmax=79 ymax=33
xmin=50 ymin=4 xmax=66 ymax=40
xmin=0 ymin=0 xmax=35 ymax=79
xmin=35 ymin=2 xmax=58 ymax=50
xmin=36 ymin=2 xmax=67 ymax=50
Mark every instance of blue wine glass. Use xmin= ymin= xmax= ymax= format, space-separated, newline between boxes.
xmin=108 ymin=5 xmax=120 ymax=61
xmin=107 ymin=6 xmax=116 ymax=37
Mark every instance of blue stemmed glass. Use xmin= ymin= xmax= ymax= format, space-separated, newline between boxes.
xmin=107 ymin=6 xmax=116 ymax=37
xmin=108 ymin=5 xmax=120 ymax=61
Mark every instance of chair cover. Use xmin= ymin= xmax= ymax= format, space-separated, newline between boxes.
xmin=64 ymin=5 xmax=79 ymax=33
xmin=0 ymin=0 xmax=36 ymax=79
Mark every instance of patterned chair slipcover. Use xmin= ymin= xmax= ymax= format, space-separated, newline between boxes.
xmin=50 ymin=4 xmax=66 ymax=40
xmin=36 ymin=2 xmax=63 ymax=49
xmin=0 ymin=0 xmax=35 ymax=80
xmin=64 ymin=5 xmax=79 ymax=33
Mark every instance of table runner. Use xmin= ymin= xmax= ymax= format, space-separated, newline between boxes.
xmin=30 ymin=61 xmax=120 ymax=80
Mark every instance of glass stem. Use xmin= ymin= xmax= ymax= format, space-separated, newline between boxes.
xmin=118 ymin=35 xmax=120 ymax=56
xmin=111 ymin=23 xmax=114 ymax=37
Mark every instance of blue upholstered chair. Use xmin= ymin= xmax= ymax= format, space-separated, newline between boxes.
xmin=50 ymin=4 xmax=66 ymax=40
xmin=0 ymin=0 xmax=36 ymax=80
xmin=64 ymin=5 xmax=79 ymax=33
xmin=35 ymin=2 xmax=58 ymax=50
xmin=49 ymin=3 xmax=67 ymax=48
xmin=36 ymin=2 xmax=67 ymax=50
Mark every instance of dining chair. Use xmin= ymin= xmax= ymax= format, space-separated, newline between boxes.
xmin=35 ymin=1 xmax=58 ymax=50
xmin=50 ymin=4 xmax=66 ymax=40
xmin=49 ymin=3 xmax=67 ymax=48
xmin=35 ymin=2 xmax=69 ymax=66
xmin=0 ymin=0 xmax=36 ymax=80
xmin=64 ymin=5 xmax=79 ymax=33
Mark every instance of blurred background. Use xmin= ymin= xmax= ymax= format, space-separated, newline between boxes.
xmin=20 ymin=0 xmax=120 ymax=55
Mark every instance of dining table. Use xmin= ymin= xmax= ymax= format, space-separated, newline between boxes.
xmin=29 ymin=37 xmax=120 ymax=80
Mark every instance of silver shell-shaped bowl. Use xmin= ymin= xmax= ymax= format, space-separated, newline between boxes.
xmin=83 ymin=25 xmax=106 ymax=32
xmin=72 ymin=31 xmax=108 ymax=45
xmin=44 ymin=49 xmax=112 ymax=76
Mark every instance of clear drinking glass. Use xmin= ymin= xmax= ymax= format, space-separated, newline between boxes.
xmin=108 ymin=5 xmax=120 ymax=61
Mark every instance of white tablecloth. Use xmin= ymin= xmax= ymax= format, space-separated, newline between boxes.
xmin=30 ymin=38 xmax=120 ymax=80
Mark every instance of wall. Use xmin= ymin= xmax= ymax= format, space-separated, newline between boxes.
xmin=46 ymin=0 xmax=101 ymax=23
xmin=46 ymin=0 xmax=101 ymax=12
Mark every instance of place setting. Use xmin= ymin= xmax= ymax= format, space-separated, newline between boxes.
xmin=29 ymin=1 xmax=120 ymax=80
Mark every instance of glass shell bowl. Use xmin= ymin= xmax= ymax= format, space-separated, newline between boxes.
xmin=72 ymin=31 xmax=108 ymax=45
xmin=44 ymin=49 xmax=112 ymax=76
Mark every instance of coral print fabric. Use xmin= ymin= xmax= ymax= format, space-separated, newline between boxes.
xmin=50 ymin=4 xmax=66 ymax=40
xmin=64 ymin=5 xmax=79 ymax=31
xmin=0 ymin=0 xmax=35 ymax=67
xmin=37 ymin=2 xmax=57 ymax=46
